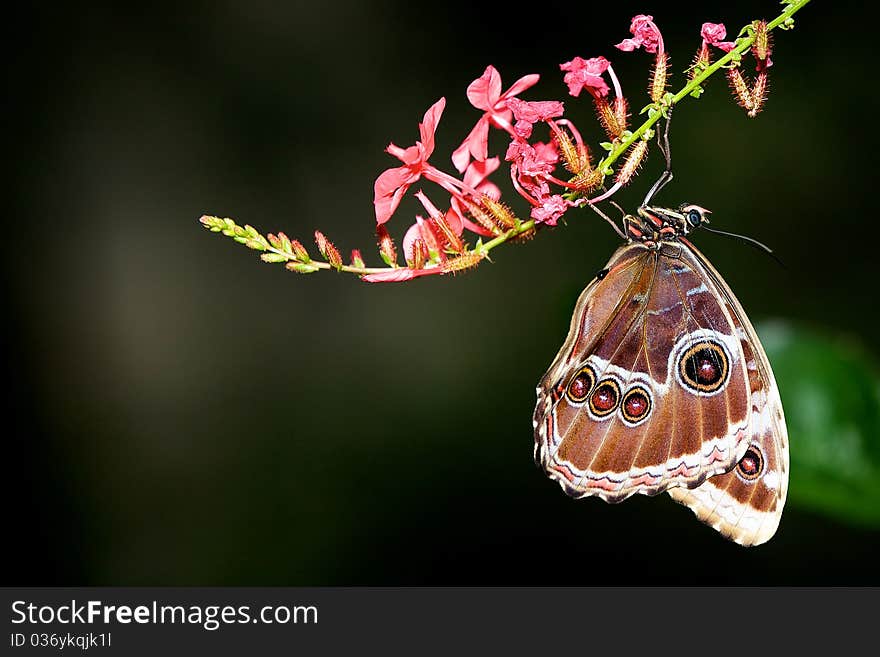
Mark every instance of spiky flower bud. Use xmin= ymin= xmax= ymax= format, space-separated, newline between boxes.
xmin=410 ymin=238 xmax=428 ymax=270
xmin=481 ymin=196 xmax=519 ymax=231
xmin=430 ymin=214 xmax=464 ymax=253
xmin=376 ymin=225 xmax=398 ymax=267
xmin=570 ymin=168 xmax=605 ymax=194
xmin=727 ymin=66 xmax=754 ymax=113
xmin=616 ymin=140 xmax=648 ymax=187
xmin=441 ymin=251 xmax=484 ymax=274
xmin=315 ymin=230 xmax=343 ymax=270
xmin=553 ymin=128 xmax=591 ymax=175
xmin=690 ymin=43 xmax=711 ymax=81
xmin=650 ymin=52 xmax=668 ymax=103
xmin=463 ymin=200 xmax=503 ymax=236
xmin=752 ymin=20 xmax=771 ymax=63
xmin=748 ymin=71 xmax=768 ymax=117
xmin=290 ymin=239 xmax=310 ymax=262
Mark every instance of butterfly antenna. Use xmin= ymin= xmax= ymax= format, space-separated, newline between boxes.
xmin=642 ymin=108 xmax=674 ymax=207
xmin=701 ymin=225 xmax=785 ymax=268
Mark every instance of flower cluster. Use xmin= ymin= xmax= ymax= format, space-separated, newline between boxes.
xmin=201 ymin=3 xmax=808 ymax=283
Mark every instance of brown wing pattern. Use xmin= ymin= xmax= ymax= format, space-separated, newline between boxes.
xmin=534 ymin=242 xmax=753 ymax=503
xmin=667 ymin=241 xmax=789 ymax=546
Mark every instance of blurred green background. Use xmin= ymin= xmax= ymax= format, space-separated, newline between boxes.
xmin=9 ymin=1 xmax=880 ymax=584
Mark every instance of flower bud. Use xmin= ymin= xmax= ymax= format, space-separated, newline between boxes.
xmin=727 ymin=67 xmax=754 ymax=113
xmin=290 ymin=239 xmax=310 ymax=262
xmin=441 ymin=251 xmax=483 ymax=274
xmin=650 ymin=52 xmax=668 ymax=102
xmin=616 ymin=139 xmax=648 ymax=187
xmin=376 ymin=224 xmax=398 ymax=267
xmin=315 ymin=230 xmax=343 ymax=270
xmin=351 ymin=249 xmax=365 ymax=269
xmin=409 ymin=238 xmax=428 ymax=270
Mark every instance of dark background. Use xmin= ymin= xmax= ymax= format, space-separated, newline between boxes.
xmin=8 ymin=1 xmax=878 ymax=584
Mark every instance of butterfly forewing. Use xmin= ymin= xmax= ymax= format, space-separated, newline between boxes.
xmin=534 ymin=241 xmax=753 ymax=502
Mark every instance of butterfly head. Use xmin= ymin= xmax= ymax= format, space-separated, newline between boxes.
xmin=628 ymin=203 xmax=712 ymax=245
xmin=679 ymin=204 xmax=712 ymax=233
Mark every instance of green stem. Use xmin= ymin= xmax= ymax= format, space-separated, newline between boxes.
xmin=597 ymin=0 xmax=810 ymax=176
xmin=476 ymin=0 xmax=810 ymax=260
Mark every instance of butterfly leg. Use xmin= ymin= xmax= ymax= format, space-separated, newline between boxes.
xmin=584 ymin=200 xmax=627 ymax=240
xmin=641 ymin=109 xmax=675 ymax=207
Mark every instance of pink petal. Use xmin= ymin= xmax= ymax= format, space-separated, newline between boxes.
xmin=362 ymin=267 xmax=441 ymax=283
xmin=414 ymin=189 xmax=444 ymax=221
xmin=444 ymin=207 xmax=463 ymax=235
xmin=501 ymin=73 xmax=541 ymax=100
xmin=463 ymin=157 xmax=501 ymax=188
xmin=451 ymin=117 xmax=490 ymax=173
xmin=374 ymin=166 xmax=414 ymax=224
xmin=418 ymin=97 xmax=446 ymax=157
xmin=700 ymin=22 xmax=727 ymax=44
xmin=402 ymin=222 xmax=422 ymax=262
xmin=466 ymin=66 xmax=503 ymax=111
xmin=615 ymin=38 xmax=641 ymax=52
xmin=530 ymin=195 xmax=569 ymax=226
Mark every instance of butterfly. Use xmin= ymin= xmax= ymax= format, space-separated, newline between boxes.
xmin=532 ymin=201 xmax=789 ymax=546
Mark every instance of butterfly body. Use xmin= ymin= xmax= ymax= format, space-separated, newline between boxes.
xmin=533 ymin=204 xmax=788 ymax=546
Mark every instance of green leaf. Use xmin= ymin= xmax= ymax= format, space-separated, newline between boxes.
xmin=757 ymin=321 xmax=880 ymax=528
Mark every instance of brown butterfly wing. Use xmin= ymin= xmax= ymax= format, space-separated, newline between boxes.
xmin=668 ymin=241 xmax=789 ymax=546
xmin=534 ymin=242 xmax=752 ymax=503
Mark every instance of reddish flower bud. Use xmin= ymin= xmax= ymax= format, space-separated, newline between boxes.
xmin=752 ymin=20 xmax=771 ymax=66
xmin=727 ymin=66 xmax=754 ymax=113
xmin=290 ymin=239 xmax=310 ymax=262
xmin=315 ymin=230 xmax=343 ymax=270
xmin=350 ymin=249 xmax=365 ymax=269
xmin=376 ymin=224 xmax=398 ymax=267
xmin=409 ymin=238 xmax=428 ymax=270
xmin=690 ymin=43 xmax=711 ymax=81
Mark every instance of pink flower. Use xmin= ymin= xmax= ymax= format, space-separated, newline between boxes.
xmin=530 ymin=195 xmax=570 ymax=227
xmin=373 ymin=98 xmax=446 ymax=225
xmin=616 ymin=14 xmax=663 ymax=54
xmin=451 ymin=65 xmax=540 ymax=173
xmin=532 ymin=141 xmax=559 ymax=166
xmin=559 ymin=57 xmax=611 ymax=98
xmin=506 ymin=98 xmax=565 ymax=138
xmin=505 ymin=141 xmax=556 ymax=178
xmin=701 ymin=22 xmax=736 ymax=52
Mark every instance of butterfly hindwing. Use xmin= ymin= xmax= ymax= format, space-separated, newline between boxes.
xmin=667 ymin=241 xmax=789 ymax=546
xmin=534 ymin=241 xmax=752 ymax=503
